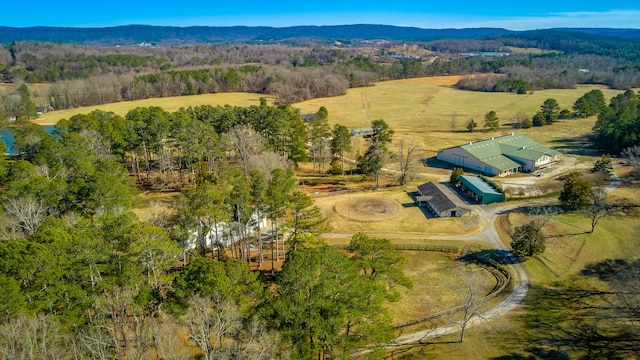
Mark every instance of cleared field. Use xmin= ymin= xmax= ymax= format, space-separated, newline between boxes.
xmin=27 ymin=76 xmax=632 ymax=155
xmin=295 ymin=76 xmax=633 ymax=153
xmin=31 ymin=92 xmax=275 ymax=125
xmin=314 ymin=188 xmax=480 ymax=237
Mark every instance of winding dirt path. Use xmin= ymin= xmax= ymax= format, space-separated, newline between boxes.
xmin=391 ymin=171 xmax=620 ymax=344
xmin=391 ymin=201 xmax=530 ymax=344
xmin=324 ymin=159 xmax=621 ymax=345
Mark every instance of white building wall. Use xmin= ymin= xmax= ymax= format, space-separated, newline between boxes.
xmin=534 ymin=155 xmax=557 ymax=169
xmin=437 ymin=147 xmax=498 ymax=175
xmin=438 ymin=148 xmax=499 ymax=175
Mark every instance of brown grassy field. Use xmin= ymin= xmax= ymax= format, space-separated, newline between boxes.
xmin=389 ymin=250 xmax=497 ymax=325
xmin=384 ymin=182 xmax=640 ymax=359
xmin=295 ymin=76 xmax=633 ymax=153
xmin=28 ymin=76 xmax=633 ymax=157
xmin=507 ymin=184 xmax=640 ymax=282
xmin=31 ymin=92 xmax=276 ymax=125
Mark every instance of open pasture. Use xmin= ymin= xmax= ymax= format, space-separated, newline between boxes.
xmin=31 ymin=92 xmax=275 ymax=125
xmin=295 ymin=76 xmax=632 ymax=153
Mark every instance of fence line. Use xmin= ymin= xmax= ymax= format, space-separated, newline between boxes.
xmin=334 ymin=242 xmax=513 ymax=329
xmin=392 ymin=256 xmax=511 ymax=329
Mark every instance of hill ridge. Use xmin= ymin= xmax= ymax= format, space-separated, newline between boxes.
xmin=1 ymin=24 xmax=638 ymax=45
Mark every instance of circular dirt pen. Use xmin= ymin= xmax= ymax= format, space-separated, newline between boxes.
xmin=333 ymin=196 xmax=401 ymax=222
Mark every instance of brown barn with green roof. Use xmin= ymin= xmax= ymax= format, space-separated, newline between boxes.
xmin=415 ymin=182 xmax=471 ymax=218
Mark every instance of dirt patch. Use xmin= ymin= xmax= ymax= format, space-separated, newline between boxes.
xmin=334 ymin=196 xmax=401 ymax=222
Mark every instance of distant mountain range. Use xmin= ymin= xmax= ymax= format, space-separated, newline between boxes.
xmin=1 ymin=24 xmax=639 ymax=45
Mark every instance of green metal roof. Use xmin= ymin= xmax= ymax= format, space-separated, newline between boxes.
xmin=501 ymin=144 xmax=561 ymax=161
xmin=459 ymin=134 xmax=559 ymax=169
xmin=459 ymin=175 xmax=501 ymax=196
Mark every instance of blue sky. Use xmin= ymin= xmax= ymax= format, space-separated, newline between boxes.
xmin=3 ymin=1 xmax=639 ymax=30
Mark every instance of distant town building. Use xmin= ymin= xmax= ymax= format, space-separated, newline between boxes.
xmin=460 ymin=52 xmax=510 ymax=57
xmin=437 ymin=134 xmax=560 ymax=177
xmin=415 ymin=182 xmax=471 ymax=218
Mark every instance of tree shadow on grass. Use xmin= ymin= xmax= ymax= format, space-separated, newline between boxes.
xmin=580 ymin=258 xmax=639 ymax=281
xmin=547 ymin=137 xmax=600 ymax=157
xmin=459 ymin=249 xmax=516 ymax=265
xmin=491 ymin=347 xmax=570 ymax=360
xmin=509 ymin=204 xmax=563 ymax=216
xmin=515 ymin=260 xmax=640 ymax=359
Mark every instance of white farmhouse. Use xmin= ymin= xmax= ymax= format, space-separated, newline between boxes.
xmin=437 ymin=134 xmax=560 ymax=176
xmin=183 ymin=210 xmax=267 ymax=250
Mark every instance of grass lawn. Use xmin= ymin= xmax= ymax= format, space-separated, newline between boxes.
xmin=375 ymin=181 xmax=640 ymax=359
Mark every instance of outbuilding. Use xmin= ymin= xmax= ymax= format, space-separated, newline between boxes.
xmin=458 ymin=175 xmax=504 ymax=204
xmin=351 ymin=127 xmax=375 ymax=137
xmin=415 ymin=182 xmax=471 ymax=218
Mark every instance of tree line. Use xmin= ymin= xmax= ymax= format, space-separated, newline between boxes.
xmin=3 ymin=36 xmax=640 ymax=113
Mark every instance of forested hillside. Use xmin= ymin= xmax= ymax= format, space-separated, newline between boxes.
xmin=0 ymin=25 xmax=516 ymax=45
xmin=2 ymin=27 xmax=640 ymax=117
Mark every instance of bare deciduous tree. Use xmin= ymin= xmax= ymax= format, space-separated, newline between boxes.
xmin=228 ymin=125 xmax=265 ymax=177
xmin=149 ymin=314 xmax=192 ymax=360
xmin=248 ymin=151 xmax=291 ymax=180
xmin=582 ymin=188 xmax=611 ymax=233
xmin=0 ymin=314 xmax=67 ymax=360
xmin=449 ymin=267 xmax=486 ymax=343
xmin=397 ymin=138 xmax=423 ymax=186
xmin=78 ymin=129 xmax=113 ymax=161
xmin=2 ymin=196 xmax=49 ymax=235
xmin=184 ymin=295 xmax=243 ymax=360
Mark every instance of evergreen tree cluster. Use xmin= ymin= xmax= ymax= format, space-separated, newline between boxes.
xmin=0 ymin=103 xmax=411 ymax=359
xmin=593 ymin=90 xmax=640 ymax=154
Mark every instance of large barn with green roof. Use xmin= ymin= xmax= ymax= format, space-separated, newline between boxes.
xmin=437 ymin=134 xmax=561 ymax=176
